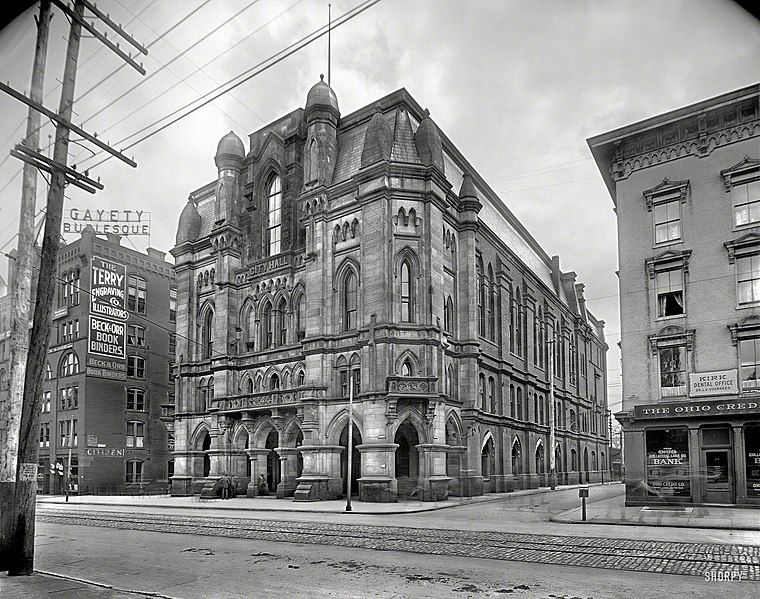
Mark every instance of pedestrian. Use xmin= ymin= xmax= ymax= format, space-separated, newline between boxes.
xmin=257 ymin=473 xmax=269 ymax=496
xmin=220 ymin=472 xmax=231 ymax=500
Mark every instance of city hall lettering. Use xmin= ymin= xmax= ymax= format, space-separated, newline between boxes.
xmin=170 ymin=80 xmax=610 ymax=502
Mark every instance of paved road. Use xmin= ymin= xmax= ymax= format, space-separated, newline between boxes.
xmin=36 ymin=505 xmax=760 ymax=580
xmin=1 ymin=521 xmax=754 ymax=599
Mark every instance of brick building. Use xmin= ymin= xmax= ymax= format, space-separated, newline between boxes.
xmin=589 ymin=83 xmax=760 ymax=506
xmin=171 ymin=79 xmax=610 ymax=502
xmin=11 ymin=228 xmax=177 ymax=495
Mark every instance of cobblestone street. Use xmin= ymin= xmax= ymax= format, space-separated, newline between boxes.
xmin=36 ymin=506 xmax=760 ymax=580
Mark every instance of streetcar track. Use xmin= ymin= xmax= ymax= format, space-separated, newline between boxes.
xmin=37 ymin=508 xmax=760 ymax=579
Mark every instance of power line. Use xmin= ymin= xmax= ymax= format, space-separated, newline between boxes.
xmin=79 ymin=0 xmax=260 ymax=127
xmin=490 ymin=158 xmax=593 ymax=183
xmin=79 ymin=0 xmax=382 ymax=171
xmin=498 ymin=175 xmax=600 ymax=193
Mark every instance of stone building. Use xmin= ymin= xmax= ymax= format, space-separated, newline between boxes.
xmin=171 ymin=79 xmax=610 ymax=502
xmin=589 ymin=83 xmax=760 ymax=506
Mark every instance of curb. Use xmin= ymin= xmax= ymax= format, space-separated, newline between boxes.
xmin=549 ymin=509 xmax=760 ymax=532
xmin=36 ymin=481 xmax=622 ymax=516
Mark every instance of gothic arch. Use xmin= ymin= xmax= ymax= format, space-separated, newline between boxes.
xmin=190 ymin=422 xmax=212 ymax=450
xmin=444 ymin=410 xmax=464 ymax=445
xmin=395 ymin=349 xmax=420 ymax=376
xmin=393 ymin=246 xmax=421 ymax=278
xmin=392 ymin=406 xmax=429 ymax=444
xmin=333 ymin=256 xmax=361 ymax=291
xmin=251 ymin=417 xmax=280 ymax=448
xmin=282 ymin=416 xmax=304 ymax=446
xmin=232 ymin=423 xmax=250 ymax=450
xmin=325 ymin=409 xmax=365 ymax=445
xmin=239 ymin=371 xmax=254 ymax=393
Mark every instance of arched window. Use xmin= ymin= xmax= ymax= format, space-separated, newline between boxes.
xmin=444 ymin=295 xmax=454 ymax=333
xmin=201 ymin=306 xmax=214 ymax=359
xmin=276 ymin=298 xmax=287 ymax=346
xmin=297 ymin=370 xmax=306 ymax=387
xmin=487 ymin=264 xmax=495 ymax=340
xmin=535 ymin=443 xmax=545 ymax=474
xmin=242 ymin=302 xmax=255 ymax=351
xmin=400 ymin=260 xmax=412 ymax=322
xmin=266 ymin=175 xmax=282 ymax=256
xmin=270 ymin=373 xmax=280 ymax=390
xmin=478 ymin=374 xmax=486 ymax=410
xmin=45 ymin=363 xmax=53 ymax=380
xmin=511 ymin=438 xmax=522 ymax=475
xmin=261 ymin=302 xmax=273 ymax=349
xmin=0 ymin=369 xmax=6 ymax=391
xmin=245 ymin=376 xmax=254 ymax=394
xmin=401 ymin=360 xmax=413 ymax=377
xmin=514 ymin=289 xmax=522 ymax=356
xmin=343 ymin=270 xmax=357 ymax=331
xmin=570 ymin=448 xmax=577 ymax=471
xmin=481 ymin=438 xmax=494 ymax=480
xmin=488 ymin=377 xmax=495 ymax=413
xmin=510 ymin=384 xmax=516 ymax=417
xmin=476 ymin=257 xmax=485 ymax=336
xmin=71 ymin=268 xmax=80 ymax=305
xmin=516 ymin=387 xmax=523 ymax=420
xmin=294 ymin=293 xmax=305 ymax=340
xmin=569 ymin=408 xmax=577 ymax=431
xmin=60 ymin=351 xmax=79 ymax=377
xmin=308 ymin=139 xmax=318 ymax=182
xmin=446 ymin=364 xmax=455 ymax=399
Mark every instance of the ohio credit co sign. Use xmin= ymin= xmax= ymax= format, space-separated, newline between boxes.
xmin=87 ymin=257 xmax=127 ymax=381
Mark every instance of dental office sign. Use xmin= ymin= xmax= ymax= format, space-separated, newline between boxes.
xmin=63 ymin=208 xmax=151 ymax=236
xmin=87 ymin=257 xmax=128 ymax=381
xmin=688 ymin=369 xmax=738 ymax=397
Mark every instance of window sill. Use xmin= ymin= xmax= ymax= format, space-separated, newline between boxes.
xmin=653 ymin=239 xmax=683 ymax=250
xmin=736 ymin=301 xmax=760 ymax=310
xmin=732 ymin=222 xmax=760 ymax=233
xmin=655 ymin=314 xmax=686 ymax=322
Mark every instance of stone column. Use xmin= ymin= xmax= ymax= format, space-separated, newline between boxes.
xmin=357 ymin=443 xmax=398 ymax=503
xmin=733 ymin=425 xmax=746 ymax=504
xmin=416 ymin=443 xmax=451 ymax=501
xmin=244 ymin=448 xmax=270 ymax=497
xmin=171 ymin=450 xmax=201 ymax=496
xmin=446 ymin=445 xmax=467 ymax=496
xmin=293 ymin=445 xmax=343 ymax=501
xmin=688 ymin=427 xmax=701 ymax=504
xmin=275 ymin=447 xmax=300 ymax=498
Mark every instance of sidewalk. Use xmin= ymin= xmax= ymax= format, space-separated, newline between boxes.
xmin=0 ymin=571 xmax=154 ymax=599
xmin=551 ymin=493 xmax=760 ymax=530
xmin=36 ymin=482 xmax=604 ymax=515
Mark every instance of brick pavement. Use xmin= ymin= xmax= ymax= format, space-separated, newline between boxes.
xmin=37 ymin=507 xmax=760 ymax=580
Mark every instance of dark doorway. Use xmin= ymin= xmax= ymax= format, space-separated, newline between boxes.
xmin=394 ymin=421 xmax=420 ymax=497
xmin=296 ymin=430 xmax=304 ymax=478
xmin=583 ymin=447 xmax=589 ymax=483
xmin=202 ymin=432 xmax=211 ymax=477
xmin=339 ymin=423 xmax=362 ymax=496
xmin=265 ymin=428 xmax=280 ymax=494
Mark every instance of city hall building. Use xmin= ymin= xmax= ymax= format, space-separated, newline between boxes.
xmin=171 ymin=78 xmax=610 ymax=502
xmin=0 ymin=228 xmax=176 ymax=495
xmin=589 ymin=83 xmax=760 ymax=506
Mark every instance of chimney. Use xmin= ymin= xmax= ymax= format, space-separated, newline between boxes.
xmin=550 ymin=255 xmax=561 ymax=295
xmin=105 ymin=233 xmax=122 ymax=246
xmin=146 ymin=248 xmax=166 ymax=262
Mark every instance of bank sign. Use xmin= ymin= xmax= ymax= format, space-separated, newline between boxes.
xmin=87 ymin=257 xmax=128 ymax=381
xmin=688 ymin=369 xmax=738 ymax=397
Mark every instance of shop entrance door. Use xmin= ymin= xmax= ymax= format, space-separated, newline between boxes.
xmin=704 ymin=450 xmax=733 ymax=504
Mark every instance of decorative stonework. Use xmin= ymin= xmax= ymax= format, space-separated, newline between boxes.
xmin=197 ymin=268 xmax=216 ymax=288
xmin=333 ymin=218 xmax=360 ymax=246
xmin=387 ymin=376 xmax=438 ymax=394
xmin=643 ymin=178 xmax=690 ymax=211
xmin=645 ymin=249 xmax=692 ymax=278
xmin=721 ymin=155 xmax=760 ymax=192
xmin=724 ymin=232 xmax=760 ymax=264
xmin=648 ymin=325 xmax=695 ymax=355
xmin=393 ymin=206 xmax=421 ymax=237
xmin=728 ymin=315 xmax=760 ymax=346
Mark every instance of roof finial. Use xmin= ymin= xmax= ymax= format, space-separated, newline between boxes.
xmin=320 ymin=73 xmax=324 ymax=82
xmin=423 ymin=108 xmax=430 ymax=117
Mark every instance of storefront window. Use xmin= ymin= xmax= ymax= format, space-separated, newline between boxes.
xmin=645 ymin=428 xmax=690 ymax=498
xmin=746 ymin=426 xmax=760 ymax=498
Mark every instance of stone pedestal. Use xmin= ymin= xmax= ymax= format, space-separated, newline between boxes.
xmin=416 ymin=443 xmax=451 ymax=501
xmin=446 ymin=446 xmax=466 ymax=496
xmin=199 ymin=477 xmax=221 ymax=497
xmin=357 ymin=443 xmax=398 ymax=503
xmin=170 ymin=475 xmax=193 ymax=497
xmin=293 ymin=445 xmax=343 ymax=501
xmin=275 ymin=447 xmax=300 ymax=498
xmin=244 ymin=448 xmax=270 ymax=497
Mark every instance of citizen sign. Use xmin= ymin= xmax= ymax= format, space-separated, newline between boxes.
xmin=634 ymin=397 xmax=760 ymax=419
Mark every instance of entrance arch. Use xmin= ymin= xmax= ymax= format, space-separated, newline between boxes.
xmin=583 ymin=447 xmax=590 ymax=482
xmin=265 ymin=428 xmax=280 ymax=494
xmin=339 ymin=423 xmax=362 ymax=496
xmin=201 ymin=432 xmax=211 ymax=477
xmin=511 ymin=437 xmax=522 ymax=475
xmin=394 ymin=421 xmax=420 ymax=496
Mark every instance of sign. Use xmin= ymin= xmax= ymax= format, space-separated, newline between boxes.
xmin=87 ymin=434 xmax=98 ymax=447
xmin=645 ymin=429 xmax=690 ymax=497
xmin=688 ymin=369 xmax=738 ymax=397
xmin=48 ymin=342 xmax=73 ymax=355
xmin=85 ymin=448 xmax=125 ymax=457
xmin=86 ymin=355 xmax=127 ymax=381
xmin=63 ymin=208 xmax=151 ymax=236
xmin=90 ymin=257 xmax=128 ymax=321
xmin=88 ymin=257 xmax=128 ymax=380
xmin=219 ymin=392 xmax=301 ymax=412
xmin=19 ymin=463 xmax=38 ymax=482
xmin=634 ymin=398 xmax=760 ymax=420
xmin=52 ymin=307 xmax=68 ymax=320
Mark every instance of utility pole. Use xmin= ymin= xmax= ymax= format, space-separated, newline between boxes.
xmin=548 ymin=334 xmax=556 ymax=490
xmin=1 ymin=0 xmax=146 ymax=575
xmin=0 ymin=0 xmax=51 ymax=565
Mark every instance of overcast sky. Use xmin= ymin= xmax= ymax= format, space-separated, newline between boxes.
xmin=0 ymin=0 xmax=758 ymax=415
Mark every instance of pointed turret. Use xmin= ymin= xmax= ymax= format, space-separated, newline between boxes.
xmin=360 ymin=105 xmax=392 ymax=167
xmin=414 ymin=109 xmax=444 ymax=172
xmin=303 ymin=75 xmax=340 ymax=187
xmin=390 ymin=107 xmax=420 ymax=163
xmin=213 ymin=131 xmax=244 ymax=224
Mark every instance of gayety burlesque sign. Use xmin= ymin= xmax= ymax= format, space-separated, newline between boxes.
xmin=87 ymin=257 xmax=128 ymax=381
xmin=63 ymin=208 xmax=151 ymax=236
